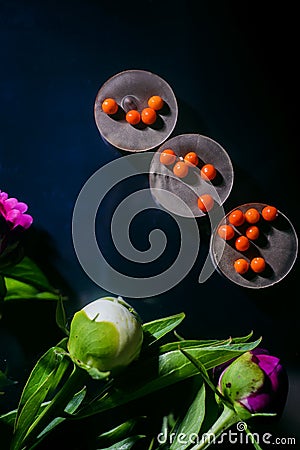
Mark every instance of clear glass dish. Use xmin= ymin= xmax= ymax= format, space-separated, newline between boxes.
xmin=94 ymin=69 xmax=178 ymax=152
xmin=210 ymin=202 xmax=298 ymax=288
xmin=149 ymin=133 xmax=234 ymax=217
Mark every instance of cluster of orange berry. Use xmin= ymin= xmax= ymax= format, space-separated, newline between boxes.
xmin=101 ymin=95 xmax=164 ymax=126
xmin=159 ymin=149 xmax=217 ymax=213
xmin=217 ymin=205 xmax=278 ymax=275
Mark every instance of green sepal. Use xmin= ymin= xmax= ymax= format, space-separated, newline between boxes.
xmin=73 ymin=358 xmax=110 ymax=380
xmin=68 ymin=310 xmax=119 ymax=373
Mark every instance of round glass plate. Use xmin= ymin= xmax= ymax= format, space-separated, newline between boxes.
xmin=149 ymin=133 xmax=234 ymax=217
xmin=94 ymin=69 xmax=178 ymax=152
xmin=210 ymin=202 xmax=298 ymax=288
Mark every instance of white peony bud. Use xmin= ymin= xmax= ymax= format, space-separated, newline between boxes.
xmin=67 ymin=296 xmax=143 ymax=375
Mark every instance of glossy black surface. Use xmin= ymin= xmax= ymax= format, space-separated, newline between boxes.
xmin=0 ymin=1 xmax=299 ymax=448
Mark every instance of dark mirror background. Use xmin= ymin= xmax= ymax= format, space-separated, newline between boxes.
xmin=1 ymin=0 xmax=299 ymax=448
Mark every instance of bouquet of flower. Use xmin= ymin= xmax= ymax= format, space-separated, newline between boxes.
xmin=0 ymin=191 xmax=289 ymax=450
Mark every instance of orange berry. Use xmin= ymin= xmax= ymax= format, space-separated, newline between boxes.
xmin=197 ymin=194 xmax=214 ymax=212
xmin=246 ymin=225 xmax=260 ymax=240
xmin=200 ymin=163 xmax=217 ymax=181
xmin=245 ymin=208 xmax=260 ymax=224
xmin=126 ymin=109 xmax=141 ymax=125
xmin=173 ymin=161 xmax=189 ymax=178
xmin=262 ymin=205 xmax=278 ymax=221
xmin=250 ymin=257 xmax=266 ymax=273
xmin=184 ymin=152 xmax=199 ymax=167
xmin=235 ymin=235 xmax=250 ymax=252
xmin=141 ymin=107 xmax=157 ymax=125
xmin=160 ymin=149 xmax=177 ymax=166
xmin=101 ymin=98 xmax=118 ymax=115
xmin=148 ymin=95 xmax=164 ymax=110
xmin=217 ymin=224 xmax=235 ymax=240
xmin=234 ymin=258 xmax=250 ymax=274
xmin=228 ymin=209 xmax=245 ymax=227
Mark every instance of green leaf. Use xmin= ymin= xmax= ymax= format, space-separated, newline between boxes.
xmin=64 ymin=386 xmax=87 ymax=414
xmin=179 ymin=348 xmax=232 ymax=410
xmin=32 ymin=386 xmax=87 ymax=444
xmin=230 ymin=331 xmax=254 ymax=344
xmin=1 ymin=257 xmax=56 ymax=293
xmin=98 ymin=435 xmax=145 ymax=449
xmin=19 ymin=365 xmax=89 ymax=450
xmin=159 ymin=339 xmax=231 ymax=354
xmin=56 ymin=295 xmax=69 ymax=336
xmin=0 ymin=340 xmax=69 ymax=428
xmin=12 ymin=374 xmax=62 ymax=449
xmin=1 ymin=387 xmax=87 ymax=448
xmin=0 ymin=274 xmax=7 ymax=299
xmin=12 ymin=346 xmax=69 ymax=450
xmin=142 ymin=313 xmax=185 ymax=348
xmin=97 ymin=417 xmax=142 ymax=446
xmin=170 ymin=383 xmax=206 ymax=450
xmin=158 ymin=332 xmax=254 ymax=355
xmin=0 ymin=408 xmax=18 ymax=428
xmin=179 ymin=348 xmax=217 ymax=392
xmin=3 ymin=277 xmax=60 ymax=302
xmin=75 ymin=338 xmax=261 ymax=419
xmin=18 ymin=347 xmax=69 ymax=424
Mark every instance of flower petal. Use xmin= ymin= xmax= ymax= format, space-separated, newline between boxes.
xmin=240 ymin=392 xmax=271 ymax=413
xmin=6 ymin=208 xmax=21 ymax=224
xmin=4 ymin=197 xmax=18 ymax=211
xmin=256 ymin=355 xmax=281 ymax=384
xmin=14 ymin=202 xmax=28 ymax=213
xmin=17 ymin=213 xmax=33 ymax=229
xmin=0 ymin=191 xmax=8 ymax=202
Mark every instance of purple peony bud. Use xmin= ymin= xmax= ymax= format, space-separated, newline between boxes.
xmin=217 ymin=348 xmax=288 ymax=420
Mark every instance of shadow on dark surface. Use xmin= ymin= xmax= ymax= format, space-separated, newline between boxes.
xmin=0 ymin=225 xmax=75 ymax=413
xmin=22 ymin=225 xmax=77 ymax=302
xmin=173 ymin=97 xmax=211 ymax=138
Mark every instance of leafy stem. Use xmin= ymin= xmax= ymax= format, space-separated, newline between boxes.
xmin=11 ymin=364 xmax=89 ymax=450
xmin=189 ymin=404 xmax=239 ymax=450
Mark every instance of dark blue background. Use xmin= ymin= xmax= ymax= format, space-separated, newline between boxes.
xmin=1 ymin=0 xmax=299 ymax=447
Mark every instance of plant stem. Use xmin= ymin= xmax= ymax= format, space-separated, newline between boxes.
xmin=189 ymin=405 xmax=239 ymax=450
xmin=20 ymin=364 xmax=88 ymax=449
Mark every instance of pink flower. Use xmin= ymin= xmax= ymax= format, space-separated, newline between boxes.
xmin=0 ymin=190 xmax=33 ymax=230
